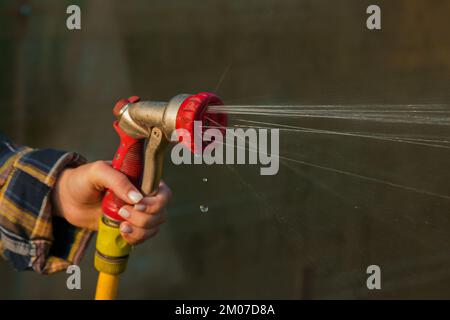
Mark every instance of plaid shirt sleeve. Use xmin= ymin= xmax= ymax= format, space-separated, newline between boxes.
xmin=0 ymin=136 xmax=94 ymax=274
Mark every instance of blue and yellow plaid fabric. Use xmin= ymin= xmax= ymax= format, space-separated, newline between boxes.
xmin=0 ymin=135 xmax=93 ymax=274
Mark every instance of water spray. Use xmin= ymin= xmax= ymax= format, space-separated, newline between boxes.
xmin=94 ymin=92 xmax=226 ymax=300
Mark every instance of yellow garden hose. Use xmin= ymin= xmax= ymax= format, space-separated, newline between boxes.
xmin=95 ymin=273 xmax=120 ymax=300
xmin=94 ymin=216 xmax=131 ymax=300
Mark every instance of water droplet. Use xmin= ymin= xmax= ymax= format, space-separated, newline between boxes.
xmin=200 ymin=205 xmax=209 ymax=213
xmin=202 ymin=178 xmax=208 ymax=182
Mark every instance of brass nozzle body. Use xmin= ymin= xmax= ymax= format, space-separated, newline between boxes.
xmin=116 ymin=94 xmax=189 ymax=141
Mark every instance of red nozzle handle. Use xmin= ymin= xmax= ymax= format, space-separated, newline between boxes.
xmin=101 ymin=96 xmax=143 ymax=221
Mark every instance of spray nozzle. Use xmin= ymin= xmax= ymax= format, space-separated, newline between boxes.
xmin=95 ymin=92 xmax=227 ymax=298
xmin=113 ymin=92 xmax=227 ymax=153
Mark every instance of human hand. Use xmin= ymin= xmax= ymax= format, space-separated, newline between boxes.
xmin=52 ymin=160 xmax=171 ymax=245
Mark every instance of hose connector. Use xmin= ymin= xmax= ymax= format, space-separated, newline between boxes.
xmin=94 ymin=216 xmax=131 ymax=275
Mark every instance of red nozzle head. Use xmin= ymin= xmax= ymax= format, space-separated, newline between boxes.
xmin=175 ymin=92 xmax=227 ymax=154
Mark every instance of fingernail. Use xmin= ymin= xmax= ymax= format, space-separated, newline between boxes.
xmin=120 ymin=224 xmax=132 ymax=234
xmin=118 ymin=207 xmax=130 ymax=219
xmin=128 ymin=190 xmax=143 ymax=204
xmin=134 ymin=204 xmax=146 ymax=211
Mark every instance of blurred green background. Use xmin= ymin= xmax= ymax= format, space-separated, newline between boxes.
xmin=1 ymin=0 xmax=450 ymax=299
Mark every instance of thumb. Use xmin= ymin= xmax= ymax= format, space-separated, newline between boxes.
xmin=88 ymin=161 xmax=143 ymax=204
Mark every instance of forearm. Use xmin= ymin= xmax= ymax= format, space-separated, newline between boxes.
xmin=0 ymin=139 xmax=93 ymax=274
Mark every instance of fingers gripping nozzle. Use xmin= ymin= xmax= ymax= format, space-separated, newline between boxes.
xmin=95 ymin=93 xmax=227 ymax=276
